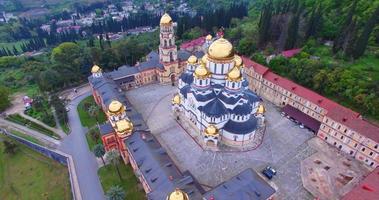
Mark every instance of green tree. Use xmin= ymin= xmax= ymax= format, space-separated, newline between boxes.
xmin=258 ymin=0 xmax=273 ymax=48
xmin=3 ymin=140 xmax=17 ymax=155
xmin=106 ymin=185 xmax=125 ymax=200
xmin=333 ymin=0 xmax=357 ymax=54
xmin=93 ymin=144 xmax=106 ymax=165
xmin=352 ymin=6 xmax=379 ymax=59
xmin=0 ymin=86 xmax=11 ymax=112
xmin=88 ymin=105 xmax=100 ymax=122
xmin=285 ymin=4 xmax=301 ymax=50
xmin=106 ymin=149 xmax=123 ymax=181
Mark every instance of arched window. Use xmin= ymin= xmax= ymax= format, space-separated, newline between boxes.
xmin=164 ymin=40 xmax=167 ymax=47
xmin=170 ymin=52 xmax=173 ymax=61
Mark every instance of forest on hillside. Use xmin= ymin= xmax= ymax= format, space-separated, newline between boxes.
xmin=223 ymin=0 xmax=379 ymax=121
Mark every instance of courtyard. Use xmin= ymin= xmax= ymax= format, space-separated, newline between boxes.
xmin=126 ymin=83 xmax=316 ymax=200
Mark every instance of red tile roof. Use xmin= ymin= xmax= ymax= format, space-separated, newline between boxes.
xmin=327 ymin=107 xmax=379 ymax=142
xmin=342 ymin=167 xmax=379 ymax=200
xmin=241 ymin=56 xmax=269 ymax=75
xmin=241 ymin=56 xmax=379 ymax=142
xmin=180 ymin=36 xmax=206 ymax=49
xmin=281 ymin=48 xmax=301 ymax=58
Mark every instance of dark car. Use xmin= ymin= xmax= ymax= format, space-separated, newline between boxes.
xmin=262 ymin=166 xmax=277 ymax=180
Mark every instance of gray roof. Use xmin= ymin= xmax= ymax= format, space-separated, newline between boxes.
xmin=178 ymin=50 xmax=192 ymax=61
xmin=138 ymin=51 xmax=164 ymax=71
xmin=88 ymin=75 xmax=128 ymax=107
xmin=109 ymin=65 xmax=139 ymax=80
xmin=99 ymin=122 xmax=113 ymax=136
xmin=204 ymin=168 xmax=276 ymax=200
xmin=125 ymin=131 xmax=203 ymax=200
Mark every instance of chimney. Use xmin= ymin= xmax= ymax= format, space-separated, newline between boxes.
xmin=342 ymin=118 xmax=347 ymax=122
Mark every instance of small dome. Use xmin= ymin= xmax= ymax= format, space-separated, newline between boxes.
xmin=91 ymin=64 xmax=101 ymax=73
xmin=234 ymin=55 xmax=243 ymax=67
xmin=194 ymin=63 xmax=210 ymax=79
xmin=115 ymin=119 xmax=133 ymax=134
xmin=187 ymin=55 xmax=197 ymax=64
xmin=205 ymin=125 xmax=219 ymax=136
xmin=201 ymin=55 xmax=208 ymax=64
xmin=167 ymin=188 xmax=189 ymax=200
xmin=160 ymin=13 xmax=172 ymax=25
xmin=208 ymin=37 xmax=234 ymax=60
xmin=257 ymin=104 xmax=266 ymax=114
xmin=226 ymin=66 xmax=242 ymax=82
xmin=172 ymin=94 xmax=181 ymax=105
xmin=206 ymin=34 xmax=212 ymax=41
xmin=108 ymin=100 xmax=124 ymax=114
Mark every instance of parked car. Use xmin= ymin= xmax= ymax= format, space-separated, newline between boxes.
xmin=262 ymin=166 xmax=277 ymax=180
xmin=300 ymin=124 xmax=305 ymax=129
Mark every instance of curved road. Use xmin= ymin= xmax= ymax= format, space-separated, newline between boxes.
xmin=58 ymin=92 xmax=106 ymax=200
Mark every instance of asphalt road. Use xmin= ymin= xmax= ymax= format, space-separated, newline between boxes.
xmin=59 ymin=92 xmax=106 ymax=200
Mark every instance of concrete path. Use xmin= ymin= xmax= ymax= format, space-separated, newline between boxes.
xmin=0 ymin=118 xmax=61 ymax=148
xmin=19 ymin=112 xmax=67 ymax=138
xmin=58 ymin=92 xmax=106 ymax=200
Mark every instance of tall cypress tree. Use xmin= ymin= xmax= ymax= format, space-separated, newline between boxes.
xmin=352 ymin=6 xmax=379 ymax=59
xmin=305 ymin=3 xmax=322 ymax=40
xmin=285 ymin=3 xmax=301 ymax=50
xmin=258 ymin=0 xmax=273 ymax=48
xmin=333 ymin=0 xmax=357 ymax=54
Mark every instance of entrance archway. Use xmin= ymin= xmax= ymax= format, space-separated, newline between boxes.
xmin=170 ymin=74 xmax=175 ymax=86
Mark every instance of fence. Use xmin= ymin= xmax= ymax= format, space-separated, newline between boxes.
xmin=0 ymin=128 xmax=82 ymax=200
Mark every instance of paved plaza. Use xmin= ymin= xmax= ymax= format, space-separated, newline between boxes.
xmin=126 ymin=84 xmax=316 ymax=200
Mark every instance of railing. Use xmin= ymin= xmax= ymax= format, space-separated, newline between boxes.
xmin=0 ymin=128 xmax=82 ymax=200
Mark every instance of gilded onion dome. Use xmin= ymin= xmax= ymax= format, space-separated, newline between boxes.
xmin=194 ymin=62 xmax=210 ymax=79
xmin=201 ymin=54 xmax=208 ymax=64
xmin=206 ymin=34 xmax=212 ymax=41
xmin=91 ymin=64 xmax=101 ymax=73
xmin=160 ymin=13 xmax=173 ymax=25
xmin=187 ymin=55 xmax=197 ymax=64
xmin=234 ymin=55 xmax=243 ymax=68
xmin=205 ymin=125 xmax=219 ymax=136
xmin=226 ymin=66 xmax=242 ymax=82
xmin=207 ymin=37 xmax=234 ymax=60
xmin=166 ymin=188 xmax=189 ymax=200
xmin=108 ymin=100 xmax=124 ymax=114
xmin=172 ymin=94 xmax=181 ymax=105
xmin=257 ymin=104 xmax=266 ymax=114
xmin=115 ymin=119 xmax=133 ymax=134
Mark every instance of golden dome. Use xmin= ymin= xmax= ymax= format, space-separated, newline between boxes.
xmin=205 ymin=125 xmax=219 ymax=136
xmin=167 ymin=188 xmax=189 ymax=200
xmin=91 ymin=64 xmax=101 ymax=73
xmin=206 ymin=34 xmax=212 ymax=41
xmin=226 ymin=66 xmax=242 ymax=82
xmin=172 ymin=94 xmax=181 ymax=105
xmin=207 ymin=37 xmax=234 ymax=60
xmin=115 ymin=119 xmax=133 ymax=134
xmin=160 ymin=13 xmax=172 ymax=25
xmin=108 ymin=100 xmax=124 ymax=114
xmin=257 ymin=104 xmax=266 ymax=114
xmin=201 ymin=55 xmax=208 ymax=64
xmin=234 ymin=55 xmax=243 ymax=67
xmin=187 ymin=55 xmax=197 ymax=64
xmin=194 ymin=63 xmax=210 ymax=79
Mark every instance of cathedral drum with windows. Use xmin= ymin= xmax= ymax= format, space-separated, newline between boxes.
xmin=172 ymin=37 xmax=265 ymax=148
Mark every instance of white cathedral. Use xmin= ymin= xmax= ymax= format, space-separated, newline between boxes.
xmin=172 ymin=36 xmax=266 ymax=148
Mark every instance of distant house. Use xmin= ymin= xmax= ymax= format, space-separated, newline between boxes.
xmin=281 ymin=48 xmax=301 ymax=58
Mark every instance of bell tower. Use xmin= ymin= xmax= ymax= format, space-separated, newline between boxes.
xmin=159 ymin=13 xmax=177 ymax=63
xmin=158 ymin=13 xmax=180 ymax=84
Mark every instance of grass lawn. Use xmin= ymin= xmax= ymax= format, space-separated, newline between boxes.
xmin=77 ymin=96 xmax=107 ymax=127
xmin=5 ymin=114 xmax=61 ymax=139
xmin=0 ymin=135 xmax=71 ymax=200
xmin=98 ymin=164 xmax=146 ymax=200
xmin=9 ymin=130 xmax=42 ymax=146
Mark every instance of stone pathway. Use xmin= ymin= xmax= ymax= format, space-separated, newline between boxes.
xmin=19 ymin=112 xmax=66 ymax=138
xmin=0 ymin=118 xmax=61 ymax=148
